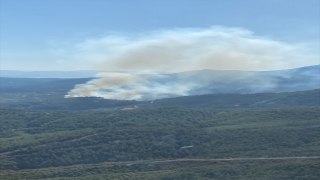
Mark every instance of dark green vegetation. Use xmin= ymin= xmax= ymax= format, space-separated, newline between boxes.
xmin=0 ymin=107 xmax=320 ymax=179
xmin=1 ymin=87 xmax=319 ymax=110
xmin=1 ymin=159 xmax=319 ymax=180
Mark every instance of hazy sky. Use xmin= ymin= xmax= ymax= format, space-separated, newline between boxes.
xmin=0 ymin=0 xmax=319 ymax=71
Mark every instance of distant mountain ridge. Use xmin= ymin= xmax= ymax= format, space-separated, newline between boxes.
xmin=0 ymin=70 xmax=99 ymax=78
xmin=1 ymin=65 xmax=319 ymax=79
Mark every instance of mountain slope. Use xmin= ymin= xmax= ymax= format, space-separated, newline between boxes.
xmin=151 ymin=89 xmax=320 ymax=108
xmin=0 ymin=89 xmax=319 ymax=110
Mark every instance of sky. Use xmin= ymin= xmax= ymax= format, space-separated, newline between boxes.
xmin=0 ymin=0 xmax=319 ymax=71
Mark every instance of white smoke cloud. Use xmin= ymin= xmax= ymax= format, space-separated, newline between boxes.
xmin=66 ymin=72 xmax=198 ymax=100
xmin=62 ymin=26 xmax=319 ymax=100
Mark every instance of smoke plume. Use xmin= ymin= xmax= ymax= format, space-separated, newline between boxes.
xmin=63 ymin=26 xmax=319 ymax=100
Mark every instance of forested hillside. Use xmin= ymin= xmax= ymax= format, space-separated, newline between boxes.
xmin=1 ymin=89 xmax=319 ymax=110
xmin=0 ymin=107 xmax=319 ymax=179
xmin=151 ymin=88 xmax=320 ymax=108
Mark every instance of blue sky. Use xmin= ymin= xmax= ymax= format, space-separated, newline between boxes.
xmin=0 ymin=0 xmax=319 ymax=71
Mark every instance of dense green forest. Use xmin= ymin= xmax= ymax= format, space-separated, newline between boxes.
xmin=1 ymin=89 xmax=319 ymax=110
xmin=1 ymin=159 xmax=319 ymax=180
xmin=1 ymin=86 xmax=319 ymax=179
xmin=0 ymin=107 xmax=319 ymax=179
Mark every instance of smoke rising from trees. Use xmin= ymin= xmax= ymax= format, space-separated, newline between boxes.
xmin=64 ymin=27 xmax=319 ymax=100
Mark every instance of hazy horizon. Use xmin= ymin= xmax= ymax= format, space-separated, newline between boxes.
xmin=1 ymin=64 xmax=319 ymax=73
